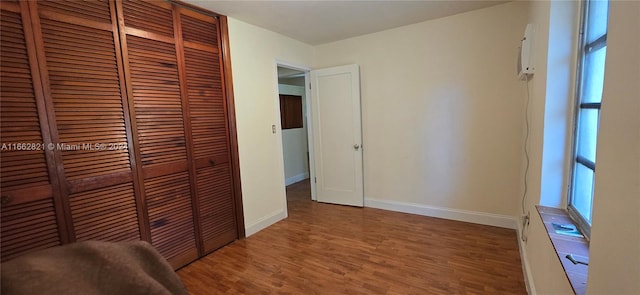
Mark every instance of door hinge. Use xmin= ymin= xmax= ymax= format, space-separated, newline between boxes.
xmin=314 ymin=177 xmax=317 ymax=183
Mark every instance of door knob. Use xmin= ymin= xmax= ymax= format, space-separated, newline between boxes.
xmin=353 ymin=144 xmax=360 ymax=151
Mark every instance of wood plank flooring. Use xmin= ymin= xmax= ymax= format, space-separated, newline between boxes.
xmin=178 ymin=180 xmax=526 ymax=294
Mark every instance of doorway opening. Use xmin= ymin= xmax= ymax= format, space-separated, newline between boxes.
xmin=276 ymin=63 xmax=363 ymax=208
xmin=276 ymin=64 xmax=314 ymax=203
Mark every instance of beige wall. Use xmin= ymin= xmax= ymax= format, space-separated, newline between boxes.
xmin=538 ymin=0 xmax=580 ymax=208
xmin=524 ymin=211 xmax=574 ymax=295
xmin=522 ymin=0 xmax=550 ymax=215
xmin=587 ymin=1 xmax=640 ymax=294
xmin=314 ymin=1 xmax=528 ymax=217
xmin=227 ymin=18 xmax=314 ymax=235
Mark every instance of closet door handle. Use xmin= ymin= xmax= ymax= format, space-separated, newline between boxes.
xmin=353 ymin=144 xmax=360 ymax=151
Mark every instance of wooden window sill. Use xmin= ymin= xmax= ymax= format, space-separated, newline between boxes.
xmin=536 ymin=205 xmax=590 ymax=295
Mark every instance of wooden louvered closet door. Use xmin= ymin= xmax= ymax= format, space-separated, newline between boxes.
xmin=27 ymin=0 xmax=145 ymax=243
xmin=117 ymin=0 xmax=198 ymax=268
xmin=177 ymin=8 xmax=238 ymax=254
xmin=1 ymin=0 xmax=242 ymax=267
xmin=0 ymin=1 xmax=69 ymax=262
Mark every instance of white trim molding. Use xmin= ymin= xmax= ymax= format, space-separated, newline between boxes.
xmin=364 ymin=198 xmax=518 ymax=229
xmin=517 ymin=223 xmax=537 ymax=295
xmin=285 ymin=172 xmax=310 ymax=186
xmin=274 ymin=59 xmax=312 ymax=72
xmin=245 ymin=209 xmax=287 ymax=237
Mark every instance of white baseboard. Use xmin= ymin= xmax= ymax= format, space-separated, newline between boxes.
xmin=245 ymin=209 xmax=287 ymax=237
xmin=364 ymin=198 xmax=518 ymax=229
xmin=285 ymin=172 xmax=309 ymax=186
xmin=517 ymin=222 xmax=537 ymax=295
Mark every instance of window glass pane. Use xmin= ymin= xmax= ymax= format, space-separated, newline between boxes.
xmin=582 ymin=46 xmax=607 ymax=103
xmin=586 ymin=0 xmax=609 ymax=43
xmin=572 ymin=163 xmax=594 ymax=224
xmin=570 ymin=0 xmax=608 ymax=236
xmin=576 ymin=108 xmax=600 ymax=162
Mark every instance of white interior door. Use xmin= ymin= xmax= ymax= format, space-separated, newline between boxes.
xmin=310 ymin=64 xmax=363 ymax=207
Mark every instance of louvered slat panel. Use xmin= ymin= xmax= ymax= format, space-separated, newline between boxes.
xmin=1 ymin=199 xmax=60 ymax=261
xmin=40 ymin=18 xmax=131 ymax=180
xmin=69 ymin=183 xmax=140 ymax=242
xmin=196 ymin=164 xmax=236 ymax=252
xmin=180 ymin=10 xmax=237 ymax=253
xmin=122 ymin=0 xmax=173 ymax=37
xmin=181 ymin=14 xmax=217 ymax=47
xmin=0 ymin=7 xmax=62 ymax=262
xmin=0 ymin=10 xmax=48 ymax=189
xmin=145 ymin=171 xmax=197 ymax=262
xmin=127 ymin=35 xmax=187 ymax=167
xmin=184 ymin=47 xmax=228 ymax=160
xmin=37 ymin=0 xmax=111 ymax=24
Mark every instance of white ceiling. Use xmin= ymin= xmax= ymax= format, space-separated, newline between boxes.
xmin=183 ymin=0 xmax=510 ymax=45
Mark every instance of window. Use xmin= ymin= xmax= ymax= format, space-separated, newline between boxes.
xmin=568 ymin=0 xmax=609 ymax=237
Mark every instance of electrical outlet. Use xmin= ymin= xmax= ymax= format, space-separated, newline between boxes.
xmin=521 ymin=211 xmax=530 ymax=228
xmin=520 ymin=211 xmax=531 ymax=243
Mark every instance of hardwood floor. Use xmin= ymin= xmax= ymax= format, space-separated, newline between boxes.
xmin=178 ymin=180 xmax=526 ymax=294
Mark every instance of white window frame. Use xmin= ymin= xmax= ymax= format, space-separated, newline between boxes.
xmin=568 ymin=0 xmax=609 ymax=238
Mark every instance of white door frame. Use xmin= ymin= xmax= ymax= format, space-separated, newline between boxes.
xmin=274 ymin=60 xmax=317 ymax=203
